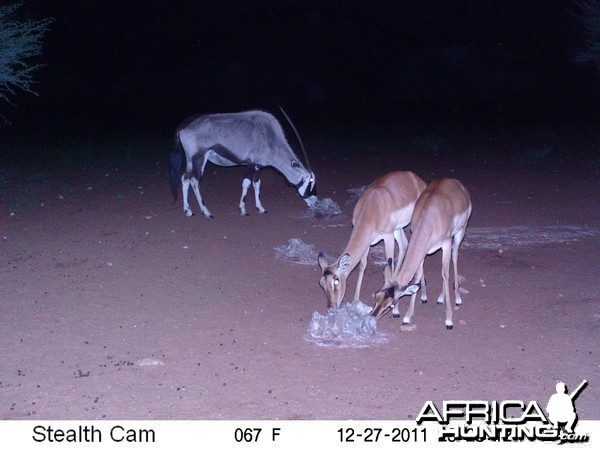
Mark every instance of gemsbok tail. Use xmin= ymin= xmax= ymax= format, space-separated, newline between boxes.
xmin=169 ymin=134 xmax=185 ymax=201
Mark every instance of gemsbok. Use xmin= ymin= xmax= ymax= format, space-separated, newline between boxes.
xmin=369 ymin=178 xmax=472 ymax=330
xmin=169 ymin=110 xmax=317 ymax=218
xmin=318 ymin=171 xmax=427 ymax=311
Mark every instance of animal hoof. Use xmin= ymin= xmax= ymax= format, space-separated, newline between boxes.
xmin=446 ymin=324 xmax=454 ymax=330
xmin=392 ymin=312 xmax=401 ymax=318
xmin=421 ymin=299 xmax=428 ymax=304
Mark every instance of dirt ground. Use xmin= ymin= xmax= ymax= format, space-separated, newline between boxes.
xmin=1 ymin=126 xmax=598 ymax=420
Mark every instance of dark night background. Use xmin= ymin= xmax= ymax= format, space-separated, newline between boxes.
xmin=2 ymin=0 xmax=598 ymax=149
xmin=3 ymin=2 xmax=600 ymax=425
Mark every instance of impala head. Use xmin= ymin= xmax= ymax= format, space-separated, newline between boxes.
xmin=370 ymin=259 xmax=420 ymax=320
xmin=318 ymin=252 xmax=351 ymax=309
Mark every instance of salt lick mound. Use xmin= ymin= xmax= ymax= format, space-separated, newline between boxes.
xmin=306 ymin=300 xmax=390 ymax=348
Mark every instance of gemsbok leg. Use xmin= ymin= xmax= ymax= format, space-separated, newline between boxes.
xmin=239 ymin=166 xmax=266 ymax=216
xmin=189 ymin=153 xmax=213 ymax=218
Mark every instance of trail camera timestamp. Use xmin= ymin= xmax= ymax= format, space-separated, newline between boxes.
xmin=338 ymin=427 xmax=427 ymax=443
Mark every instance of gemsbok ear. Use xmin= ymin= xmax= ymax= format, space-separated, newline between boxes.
xmin=338 ymin=253 xmax=351 ymax=272
xmin=317 ymin=251 xmax=328 ymax=271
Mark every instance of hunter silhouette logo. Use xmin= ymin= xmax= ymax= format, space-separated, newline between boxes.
xmin=416 ymin=379 xmax=590 ymax=443
xmin=546 ymin=380 xmax=587 ymax=434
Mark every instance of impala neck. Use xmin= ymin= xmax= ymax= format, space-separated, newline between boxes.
xmin=396 ymin=227 xmax=433 ymax=287
xmin=339 ymin=216 xmax=378 ymax=274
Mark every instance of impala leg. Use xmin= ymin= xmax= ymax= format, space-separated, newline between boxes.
xmin=382 ymin=235 xmax=403 ymax=318
xmin=436 ymin=241 xmax=450 ymax=305
xmin=420 ymin=271 xmax=428 ymax=303
xmin=439 ymin=240 xmax=454 ymax=329
xmin=353 ymin=251 xmax=368 ymax=303
xmin=452 ymin=229 xmax=466 ymax=306
xmin=393 ymin=228 xmax=408 ymax=272
xmin=383 ymin=235 xmax=395 ymax=271
xmin=403 ymin=261 xmax=423 ymax=324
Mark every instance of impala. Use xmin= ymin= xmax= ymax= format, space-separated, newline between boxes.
xmin=318 ymin=171 xmax=427 ymax=312
xmin=370 ymin=178 xmax=472 ymax=330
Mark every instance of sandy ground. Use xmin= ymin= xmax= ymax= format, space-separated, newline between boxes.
xmin=1 ymin=127 xmax=598 ymax=420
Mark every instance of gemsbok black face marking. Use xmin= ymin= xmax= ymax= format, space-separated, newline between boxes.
xmin=169 ymin=110 xmax=317 ymax=218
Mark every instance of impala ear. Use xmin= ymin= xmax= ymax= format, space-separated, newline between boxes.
xmin=317 ymin=251 xmax=328 ymax=272
xmin=400 ymin=284 xmax=420 ymax=297
xmin=338 ymin=253 xmax=351 ymax=272
xmin=383 ymin=258 xmax=394 ymax=282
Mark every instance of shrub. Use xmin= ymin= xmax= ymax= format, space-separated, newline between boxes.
xmin=0 ymin=2 xmax=52 ymax=123
xmin=573 ymin=0 xmax=600 ymax=70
